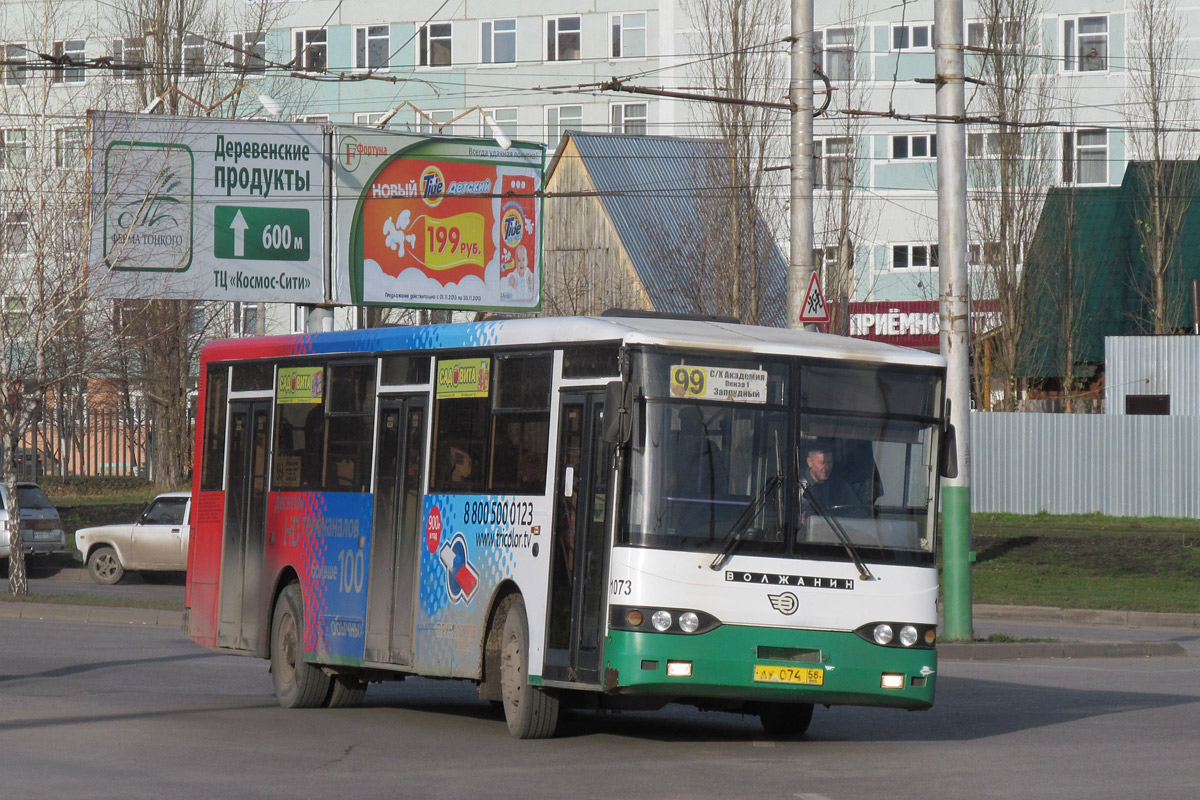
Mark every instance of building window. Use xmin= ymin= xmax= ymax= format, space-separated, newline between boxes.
xmin=816 ymin=27 xmax=855 ymax=82
xmin=354 ymin=111 xmax=387 ymax=126
xmin=611 ymin=12 xmax=646 ymax=59
xmin=0 ymin=128 xmax=26 ymax=170
xmin=546 ymin=105 xmax=582 ymax=147
xmin=1063 ymin=16 xmax=1107 ymax=72
xmin=233 ymin=302 xmax=259 ymax=336
xmin=892 ymin=23 xmax=934 ymax=51
xmin=480 ymin=107 xmax=518 ymax=136
xmin=232 ymin=32 xmax=267 ymax=75
xmin=294 ymin=28 xmax=328 ymax=72
xmin=967 ymin=19 xmax=1024 ymax=49
xmin=610 ymin=102 xmax=647 ymax=134
xmin=892 ymin=133 xmax=937 ymax=159
xmin=814 ymin=137 xmax=852 ymax=189
xmin=52 ymin=40 xmax=86 ymax=84
xmin=355 ymin=25 xmax=390 ymax=70
xmin=481 ymin=19 xmax=516 ymax=65
xmin=546 ymin=16 xmax=581 ymax=62
xmin=3 ymin=213 xmax=30 ymax=255
xmin=3 ymin=296 xmax=28 ymax=335
xmin=4 ymin=44 xmax=28 ymax=86
xmin=55 ymin=126 xmax=86 ymax=168
xmin=1062 ymin=129 xmax=1107 ymax=185
xmin=419 ymin=22 xmax=452 ymax=67
xmin=969 ymin=241 xmax=1024 ymax=268
xmin=295 ymin=114 xmax=330 ymax=123
xmin=419 ymin=110 xmax=455 ymax=135
xmin=180 ymin=34 xmax=205 ymax=79
xmin=892 ymin=243 xmax=939 ymax=270
xmin=813 ymin=246 xmax=839 ymax=270
xmin=112 ymin=37 xmax=144 ymax=83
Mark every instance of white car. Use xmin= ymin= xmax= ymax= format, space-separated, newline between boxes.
xmin=74 ymin=492 xmax=191 ymax=585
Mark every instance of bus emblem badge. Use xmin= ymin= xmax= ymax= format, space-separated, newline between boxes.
xmin=438 ymin=532 xmax=480 ymax=604
xmin=767 ymin=592 xmax=799 ymax=616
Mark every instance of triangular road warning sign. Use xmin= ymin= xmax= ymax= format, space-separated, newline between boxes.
xmin=799 ymin=272 xmax=829 ymax=323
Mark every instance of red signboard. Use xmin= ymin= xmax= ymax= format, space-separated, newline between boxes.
xmin=843 ymin=300 xmax=999 ymax=349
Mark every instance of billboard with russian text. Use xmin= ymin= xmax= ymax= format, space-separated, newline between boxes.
xmin=333 ymin=128 xmax=544 ymax=312
xmin=88 ymin=111 xmax=327 ymax=303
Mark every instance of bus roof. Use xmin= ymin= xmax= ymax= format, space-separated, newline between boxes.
xmin=201 ymin=315 xmax=946 ymax=370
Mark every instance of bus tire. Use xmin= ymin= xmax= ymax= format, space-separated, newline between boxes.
xmin=271 ymin=583 xmax=331 ymax=709
xmin=87 ymin=546 xmax=125 ymax=585
xmin=326 ymin=674 xmax=368 ymax=708
xmin=500 ymin=595 xmax=559 ymax=739
xmin=755 ymin=702 xmax=815 ymax=737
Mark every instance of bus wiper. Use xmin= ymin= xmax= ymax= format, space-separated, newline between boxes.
xmin=800 ymin=480 xmax=877 ymax=581
xmin=709 ymin=475 xmax=780 ymax=571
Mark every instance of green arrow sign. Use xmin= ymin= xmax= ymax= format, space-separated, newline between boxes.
xmin=214 ymin=206 xmax=310 ymax=261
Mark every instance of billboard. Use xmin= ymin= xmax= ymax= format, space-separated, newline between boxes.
xmin=88 ymin=111 xmax=327 ymax=303
xmin=333 ymin=128 xmax=545 ymax=312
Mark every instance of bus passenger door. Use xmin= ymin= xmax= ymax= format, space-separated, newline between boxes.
xmin=217 ymin=399 xmax=271 ymax=652
xmin=544 ymin=392 xmax=610 ymax=686
xmin=364 ymin=396 xmax=427 ymax=666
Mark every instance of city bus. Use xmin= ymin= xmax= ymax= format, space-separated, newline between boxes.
xmin=185 ymin=313 xmax=955 ymax=738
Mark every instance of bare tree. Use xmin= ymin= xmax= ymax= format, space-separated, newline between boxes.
xmin=964 ymin=0 xmax=1057 ymax=411
xmin=0 ymin=6 xmax=113 ymax=593
xmin=681 ymin=0 xmax=788 ymax=324
xmin=814 ymin=6 xmax=877 ymax=336
xmin=104 ymin=0 xmax=302 ymax=487
xmin=1123 ymin=0 xmax=1198 ymax=334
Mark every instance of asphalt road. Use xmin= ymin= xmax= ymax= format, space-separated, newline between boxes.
xmin=3 ymin=619 xmax=1198 ymax=800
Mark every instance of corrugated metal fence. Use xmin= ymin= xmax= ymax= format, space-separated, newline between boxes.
xmin=971 ymin=411 xmax=1200 ymax=517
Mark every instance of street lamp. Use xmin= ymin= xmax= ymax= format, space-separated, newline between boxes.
xmin=140 ymin=84 xmax=282 ymax=116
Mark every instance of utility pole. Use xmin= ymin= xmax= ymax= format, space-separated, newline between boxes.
xmin=934 ymin=0 xmax=973 ymax=640
xmin=787 ymin=0 xmax=814 ymax=330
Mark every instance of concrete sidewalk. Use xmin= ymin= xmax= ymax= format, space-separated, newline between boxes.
xmin=1 ymin=598 xmax=1193 ymax=659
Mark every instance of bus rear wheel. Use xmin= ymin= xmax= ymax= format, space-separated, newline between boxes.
xmin=755 ymin=702 xmax=815 ymax=737
xmin=271 ymin=583 xmax=331 ymax=708
xmin=500 ymin=596 xmax=559 ymax=739
xmin=326 ymin=674 xmax=368 ymax=708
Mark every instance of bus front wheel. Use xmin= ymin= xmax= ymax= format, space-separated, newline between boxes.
xmin=755 ymin=702 xmax=815 ymax=737
xmin=500 ymin=596 xmax=560 ymax=739
xmin=271 ymin=583 xmax=331 ymax=708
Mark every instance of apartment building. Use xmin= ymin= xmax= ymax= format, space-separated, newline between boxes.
xmin=0 ymin=0 xmax=1170 ymax=329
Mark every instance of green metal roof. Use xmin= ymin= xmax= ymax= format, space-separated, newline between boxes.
xmin=1020 ymin=161 xmax=1200 ymax=378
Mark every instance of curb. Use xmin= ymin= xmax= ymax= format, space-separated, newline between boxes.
xmin=938 ymin=640 xmax=1188 ymax=661
xmin=0 ymin=601 xmax=183 ymax=628
xmin=973 ymin=604 xmax=1200 ymax=630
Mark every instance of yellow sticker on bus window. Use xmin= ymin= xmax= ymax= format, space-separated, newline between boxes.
xmin=277 ymin=366 xmax=324 ymax=404
xmin=670 ymin=365 xmax=768 ymax=404
xmin=436 ymin=358 xmax=491 ymax=398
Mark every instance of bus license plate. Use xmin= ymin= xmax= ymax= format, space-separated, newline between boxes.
xmin=753 ymin=665 xmax=824 ymax=685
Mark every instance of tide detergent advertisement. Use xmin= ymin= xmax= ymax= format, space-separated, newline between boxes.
xmin=339 ymin=132 xmax=545 ymax=313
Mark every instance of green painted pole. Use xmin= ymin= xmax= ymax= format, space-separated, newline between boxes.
xmin=941 ymin=485 xmax=973 ymax=640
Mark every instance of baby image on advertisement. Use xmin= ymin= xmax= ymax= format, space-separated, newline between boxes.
xmin=505 ymin=243 xmax=536 ymax=301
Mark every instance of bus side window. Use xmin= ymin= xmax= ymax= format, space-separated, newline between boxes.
xmin=431 ymin=397 xmax=489 ymax=493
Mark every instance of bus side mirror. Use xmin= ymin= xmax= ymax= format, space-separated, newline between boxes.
xmin=602 ymin=380 xmax=632 ymax=444
xmin=939 ymin=423 xmax=959 ymax=479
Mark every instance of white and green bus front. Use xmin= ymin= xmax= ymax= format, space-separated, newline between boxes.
xmin=601 ymin=345 xmax=949 ymax=723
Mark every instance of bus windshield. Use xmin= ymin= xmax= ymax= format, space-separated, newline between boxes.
xmin=621 ymin=351 xmax=942 ymax=562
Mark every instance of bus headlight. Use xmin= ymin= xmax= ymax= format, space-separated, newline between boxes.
xmin=855 ymin=621 xmax=937 ymax=649
xmin=609 ymin=606 xmax=721 ymax=635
